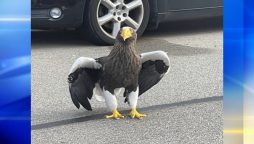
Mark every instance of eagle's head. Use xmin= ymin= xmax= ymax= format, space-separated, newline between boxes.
xmin=116 ymin=27 xmax=137 ymax=43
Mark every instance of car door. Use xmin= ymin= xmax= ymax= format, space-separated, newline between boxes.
xmin=156 ymin=0 xmax=220 ymax=13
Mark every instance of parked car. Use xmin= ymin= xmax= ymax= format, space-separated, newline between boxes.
xmin=32 ymin=0 xmax=222 ymax=45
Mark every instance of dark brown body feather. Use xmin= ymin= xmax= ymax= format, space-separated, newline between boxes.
xmin=100 ymin=40 xmax=141 ymax=93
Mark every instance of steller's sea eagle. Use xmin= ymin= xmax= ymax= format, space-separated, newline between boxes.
xmin=68 ymin=27 xmax=170 ymax=119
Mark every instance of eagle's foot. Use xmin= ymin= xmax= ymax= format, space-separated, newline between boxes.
xmin=129 ymin=108 xmax=147 ymax=119
xmin=106 ymin=109 xmax=124 ymax=119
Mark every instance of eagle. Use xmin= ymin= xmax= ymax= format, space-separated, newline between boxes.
xmin=68 ymin=27 xmax=170 ymax=119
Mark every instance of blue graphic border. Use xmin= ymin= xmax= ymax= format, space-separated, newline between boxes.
xmin=224 ymin=0 xmax=254 ymax=143
xmin=0 ymin=0 xmax=31 ymax=143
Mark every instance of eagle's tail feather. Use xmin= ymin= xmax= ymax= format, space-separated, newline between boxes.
xmin=95 ymin=95 xmax=105 ymax=102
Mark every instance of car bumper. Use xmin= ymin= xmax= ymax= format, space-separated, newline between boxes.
xmin=32 ymin=0 xmax=86 ymax=29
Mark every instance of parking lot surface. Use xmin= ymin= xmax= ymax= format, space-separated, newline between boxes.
xmin=32 ymin=18 xmax=223 ymax=144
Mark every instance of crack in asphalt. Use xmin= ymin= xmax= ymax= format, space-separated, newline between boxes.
xmin=32 ymin=96 xmax=223 ymax=130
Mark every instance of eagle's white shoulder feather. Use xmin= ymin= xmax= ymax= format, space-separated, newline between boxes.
xmin=140 ymin=51 xmax=170 ymax=66
xmin=69 ymin=57 xmax=102 ymax=74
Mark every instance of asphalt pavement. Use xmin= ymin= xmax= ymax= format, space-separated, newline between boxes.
xmin=32 ymin=17 xmax=223 ymax=144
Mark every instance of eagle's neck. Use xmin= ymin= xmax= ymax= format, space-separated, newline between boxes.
xmin=109 ymin=41 xmax=139 ymax=62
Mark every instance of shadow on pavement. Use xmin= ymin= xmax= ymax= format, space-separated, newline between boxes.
xmin=32 ymin=96 xmax=223 ymax=131
xmin=136 ymin=39 xmax=217 ymax=56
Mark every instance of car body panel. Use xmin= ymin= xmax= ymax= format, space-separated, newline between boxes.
xmin=157 ymin=0 xmax=221 ymax=12
xmin=156 ymin=0 xmax=222 ymax=22
xmin=32 ymin=0 xmax=223 ymax=29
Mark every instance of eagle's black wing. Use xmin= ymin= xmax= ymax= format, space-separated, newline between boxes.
xmin=68 ymin=57 xmax=103 ymax=110
xmin=138 ymin=51 xmax=170 ymax=96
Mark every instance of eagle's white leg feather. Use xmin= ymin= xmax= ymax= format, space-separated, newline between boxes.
xmin=128 ymin=87 xmax=146 ymax=119
xmin=103 ymin=89 xmax=118 ymax=111
xmin=128 ymin=87 xmax=139 ymax=108
xmin=104 ymin=88 xmax=124 ymax=119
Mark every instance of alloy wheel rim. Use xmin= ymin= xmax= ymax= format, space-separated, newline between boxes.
xmin=97 ymin=0 xmax=144 ymax=39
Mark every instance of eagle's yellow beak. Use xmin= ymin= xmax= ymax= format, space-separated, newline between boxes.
xmin=121 ymin=27 xmax=132 ymax=41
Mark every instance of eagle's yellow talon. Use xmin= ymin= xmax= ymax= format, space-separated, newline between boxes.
xmin=106 ymin=110 xmax=124 ymax=119
xmin=129 ymin=108 xmax=146 ymax=119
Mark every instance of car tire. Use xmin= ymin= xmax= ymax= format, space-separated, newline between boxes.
xmin=82 ymin=0 xmax=150 ymax=45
